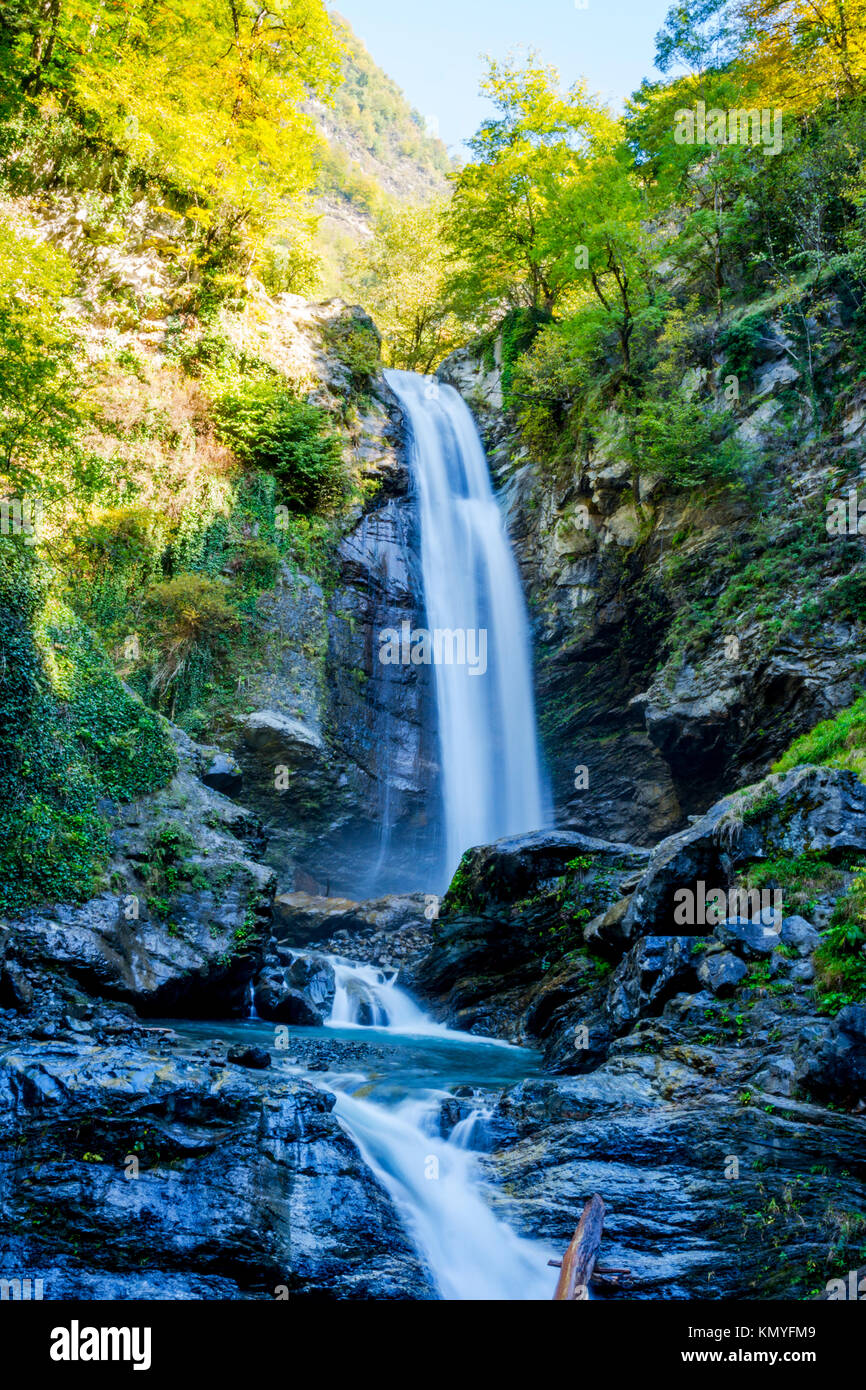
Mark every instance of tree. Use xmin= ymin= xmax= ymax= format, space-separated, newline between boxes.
xmin=738 ymin=0 xmax=866 ymax=108
xmin=443 ymin=57 xmax=620 ymax=320
xmin=3 ymin=1 xmax=343 ymax=252
xmin=0 ymin=218 xmax=109 ymax=508
xmin=655 ymin=0 xmax=742 ymax=75
xmin=347 ymin=203 xmax=465 ymax=372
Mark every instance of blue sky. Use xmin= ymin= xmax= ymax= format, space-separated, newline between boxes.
xmin=331 ymin=0 xmax=677 ymax=151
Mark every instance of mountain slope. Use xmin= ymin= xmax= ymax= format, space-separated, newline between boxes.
xmin=310 ymin=11 xmax=453 ymax=288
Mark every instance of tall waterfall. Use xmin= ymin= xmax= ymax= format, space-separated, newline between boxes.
xmin=384 ymin=369 xmax=546 ymax=886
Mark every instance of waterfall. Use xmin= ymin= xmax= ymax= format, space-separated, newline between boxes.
xmin=328 ymin=956 xmax=432 ymax=1032
xmin=331 ymin=1089 xmax=558 ymax=1299
xmin=384 ymin=369 xmax=546 ymax=887
xmin=323 ymin=953 xmax=507 ymax=1042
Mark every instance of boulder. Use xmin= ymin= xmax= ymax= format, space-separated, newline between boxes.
xmin=227 ymin=1045 xmax=270 ymax=1069
xmin=241 ymin=710 xmax=325 ymax=768
xmin=272 ymin=891 xmax=430 ymax=945
xmin=414 ymin=831 xmax=647 ymax=1043
xmin=0 ymin=1033 xmax=434 ymax=1299
xmin=253 ymin=964 xmax=332 ymax=1027
xmin=780 ymin=915 xmax=821 ymax=957
xmin=286 ymin=954 xmax=336 ymax=1010
xmin=752 ymin=1055 xmax=797 ymax=1097
xmin=715 ymin=917 xmax=780 ymax=957
xmin=442 ymin=830 xmax=649 ymax=916
xmin=605 ymin=936 xmax=698 ymax=1033
xmin=696 ymin=950 xmax=748 ymax=996
xmin=796 ymin=1005 xmax=866 ymax=1102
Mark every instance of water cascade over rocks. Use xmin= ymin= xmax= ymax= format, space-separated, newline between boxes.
xmin=383 ymin=369 xmax=547 ymax=887
xmin=279 ymin=376 xmax=557 ymax=1296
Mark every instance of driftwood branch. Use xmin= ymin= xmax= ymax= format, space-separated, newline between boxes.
xmin=552 ymin=1193 xmax=606 ymax=1301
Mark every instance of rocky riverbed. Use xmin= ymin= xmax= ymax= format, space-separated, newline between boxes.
xmin=2 ymin=746 xmax=864 ymax=1300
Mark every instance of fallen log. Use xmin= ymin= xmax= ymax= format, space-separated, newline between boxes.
xmin=552 ymin=1193 xmax=606 ymax=1301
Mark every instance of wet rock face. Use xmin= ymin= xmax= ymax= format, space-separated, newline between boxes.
xmin=321 ymin=483 xmax=440 ymax=896
xmin=414 ymin=830 xmax=649 ymax=1045
xmin=253 ymin=957 xmax=336 ymax=1026
xmin=228 ymin=387 xmax=439 ymax=899
xmin=0 ymin=728 xmax=275 ymax=1019
xmin=470 ymin=1010 xmax=866 ymax=1299
xmin=605 ymin=936 xmax=699 ymax=1034
xmin=0 ymin=1029 xmax=434 ymax=1300
xmin=796 ymin=1005 xmax=866 ymax=1105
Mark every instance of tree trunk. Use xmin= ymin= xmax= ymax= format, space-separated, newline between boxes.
xmin=553 ymin=1194 xmax=606 ymax=1300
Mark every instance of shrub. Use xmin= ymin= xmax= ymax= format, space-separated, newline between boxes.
xmin=227 ymin=536 xmax=281 ymax=591
xmin=144 ymin=572 xmax=241 ymax=717
xmin=719 ymin=313 xmax=771 ymax=382
xmin=635 ymin=394 xmax=751 ymax=488
xmin=258 ymin=240 xmax=322 ymax=298
xmin=64 ymin=505 xmax=166 ymax=631
xmin=212 ymin=380 xmax=344 ymax=512
xmin=815 ymin=867 xmax=866 ymax=1013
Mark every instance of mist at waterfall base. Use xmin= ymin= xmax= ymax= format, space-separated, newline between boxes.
xmin=172 ymin=955 xmax=560 ymax=1300
xmin=372 ymin=369 xmax=547 ymax=894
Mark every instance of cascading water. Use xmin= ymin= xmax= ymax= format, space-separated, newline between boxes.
xmin=331 ymin=1088 xmax=556 ymax=1300
xmin=319 ymin=954 xmax=558 ymax=1295
xmin=174 ymin=955 xmax=559 ymax=1299
xmin=327 ymin=956 xmax=433 ymax=1032
xmin=384 ymin=369 xmax=547 ymax=886
xmin=170 ymin=379 xmax=559 ymax=1299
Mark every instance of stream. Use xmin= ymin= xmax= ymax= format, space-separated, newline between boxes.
xmin=171 ymin=957 xmax=560 ymax=1300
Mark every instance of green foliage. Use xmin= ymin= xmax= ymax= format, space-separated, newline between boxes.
xmin=322 ymin=315 xmax=381 ymax=395
xmin=815 ymin=867 xmax=866 ymax=1013
xmin=143 ymin=572 xmax=241 ymax=718
xmin=346 ymin=203 xmax=465 ymax=372
xmin=257 ymin=240 xmax=322 ymax=299
xmin=443 ymin=57 xmax=623 ymax=318
xmin=227 ymin=536 xmax=281 ymax=592
xmin=0 ymin=217 xmax=110 ymax=504
xmin=773 ymin=697 xmax=866 ymax=777
xmin=3 ymin=0 xmax=341 ymax=250
xmin=498 ymin=306 xmax=552 ymax=403
xmin=0 ymin=542 xmax=177 ymax=912
xmin=634 ymin=392 xmax=751 ymax=487
xmin=720 ymin=314 xmax=772 ymax=381
xmin=212 ymin=378 xmax=344 ymax=512
xmin=743 ymin=852 xmax=848 ymax=917
xmin=62 ymin=506 xmax=166 ymax=635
